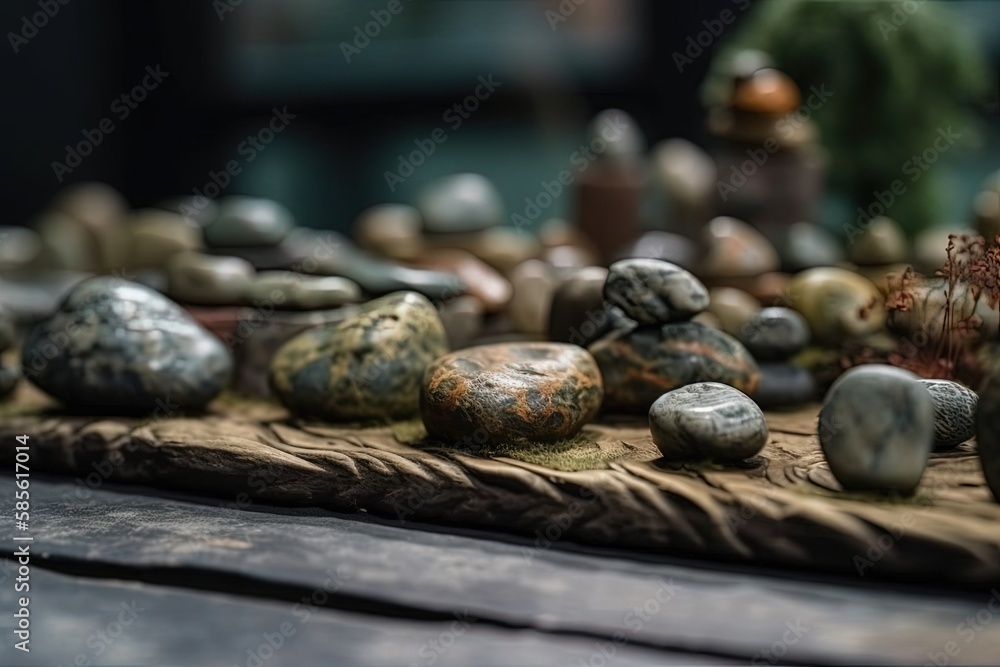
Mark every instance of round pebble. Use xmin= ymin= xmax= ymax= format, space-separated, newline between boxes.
xmin=417 ymin=173 xmax=504 ymax=235
xmin=167 ymin=252 xmax=255 ymax=305
xmin=780 ymin=222 xmax=843 ymax=272
xmin=270 ymin=292 xmax=448 ymax=422
xmin=203 ymin=197 xmax=294 ymax=247
xmin=509 ymin=260 xmax=557 ymax=335
xmin=706 ymin=288 xmax=760 ymax=338
xmin=819 ymin=365 xmax=934 ymax=494
xmin=421 ymin=342 xmax=603 ymax=444
xmin=974 ymin=374 xmax=1000 ymax=504
xmin=589 ymin=321 xmax=760 ymax=414
xmin=700 ymin=217 xmax=780 ymax=278
xmin=849 ymin=216 xmax=908 ymax=266
xmin=604 ymin=259 xmax=709 ymax=325
xmin=129 ymin=209 xmax=204 ymax=269
xmin=919 ymin=379 xmax=977 ymax=450
xmin=787 ymin=268 xmax=885 ymax=345
xmin=649 ymin=383 xmax=768 ymax=463
xmin=354 ymin=204 xmax=424 ymax=261
xmin=739 ymin=307 xmax=810 ymax=361
xmin=21 ymin=277 xmax=232 ymax=412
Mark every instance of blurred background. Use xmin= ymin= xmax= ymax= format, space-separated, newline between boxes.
xmin=0 ymin=0 xmax=997 ymax=235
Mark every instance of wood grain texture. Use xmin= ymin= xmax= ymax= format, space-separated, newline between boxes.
xmin=2 ymin=385 xmax=998 ymax=584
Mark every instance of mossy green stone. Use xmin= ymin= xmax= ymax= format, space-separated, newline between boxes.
xmin=270 ymin=292 xmax=448 ymax=422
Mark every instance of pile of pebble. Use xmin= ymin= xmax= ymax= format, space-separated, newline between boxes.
xmin=3 ymin=118 xmax=1000 ymax=506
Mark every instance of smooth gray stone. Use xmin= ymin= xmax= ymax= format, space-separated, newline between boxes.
xmin=649 ymin=382 xmax=768 ymax=462
xmin=247 ymin=272 xmax=362 ymax=310
xmin=753 ymin=362 xmax=816 ymax=409
xmin=0 ymin=568 xmax=700 ymax=667
xmin=780 ymin=222 xmax=844 ymax=271
xmin=20 ymin=277 xmax=232 ymax=412
xmin=975 ymin=374 xmax=1000 ymax=504
xmin=920 ymin=379 xmax=977 ymax=450
xmin=166 ymin=252 xmax=255 ymax=306
xmin=819 ymin=365 xmax=934 ymax=494
xmin=739 ymin=307 xmax=811 ymax=361
xmin=548 ymin=267 xmax=613 ymax=346
xmin=8 ymin=476 xmax=1000 ymax=666
xmin=418 ymin=173 xmax=504 ymax=235
xmin=203 ymin=196 xmax=295 ymax=247
xmin=605 ymin=259 xmax=709 ymax=325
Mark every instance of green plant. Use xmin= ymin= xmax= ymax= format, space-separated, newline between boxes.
xmin=706 ymin=0 xmax=991 ymax=236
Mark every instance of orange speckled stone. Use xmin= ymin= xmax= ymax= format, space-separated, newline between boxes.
xmin=420 ymin=343 xmax=603 ymax=445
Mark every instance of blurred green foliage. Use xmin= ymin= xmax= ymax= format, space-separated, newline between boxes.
xmin=706 ymin=0 xmax=991 ymax=236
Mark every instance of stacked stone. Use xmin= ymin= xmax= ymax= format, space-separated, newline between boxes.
xmin=738 ymin=307 xmax=816 ymax=409
xmin=583 ymin=258 xmax=759 ymax=414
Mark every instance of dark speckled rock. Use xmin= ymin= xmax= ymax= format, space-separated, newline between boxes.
xmin=20 ymin=277 xmax=232 ymax=412
xmin=819 ymin=365 xmax=933 ymax=494
xmin=589 ymin=321 xmax=759 ymax=414
xmin=270 ymin=292 xmax=447 ymax=422
xmin=920 ymin=379 xmax=977 ymax=450
xmin=649 ymin=383 xmax=768 ymax=462
xmin=975 ymin=374 xmax=1000 ymax=503
xmin=739 ymin=307 xmax=810 ymax=361
xmin=604 ymin=259 xmax=709 ymax=325
xmin=421 ymin=343 xmax=603 ymax=444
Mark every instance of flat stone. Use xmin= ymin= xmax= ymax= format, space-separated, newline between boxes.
xmin=247 ymin=272 xmax=362 ymax=310
xmin=739 ymin=307 xmax=810 ymax=361
xmin=819 ymin=365 xmax=934 ymax=494
xmin=270 ymin=292 xmax=448 ymax=422
xmin=787 ymin=268 xmax=886 ymax=345
xmin=753 ymin=363 xmax=816 ymax=409
xmin=975 ymin=374 xmax=1000 ymax=504
xmin=780 ymin=222 xmax=844 ymax=271
xmin=649 ymin=383 xmax=768 ymax=462
xmin=919 ymin=379 xmax=977 ymax=450
xmin=20 ymin=277 xmax=232 ymax=412
xmin=203 ymin=197 xmax=294 ymax=247
xmin=706 ymin=287 xmax=760 ymax=338
xmin=589 ymin=321 xmax=760 ymax=414
xmin=167 ymin=252 xmax=255 ymax=305
xmin=418 ymin=173 xmax=504 ymax=235
xmin=421 ymin=342 xmax=603 ymax=444
xmin=849 ymin=216 xmax=908 ymax=266
xmin=548 ymin=267 xmax=613 ymax=346
xmin=700 ymin=217 xmax=780 ymax=279
xmin=605 ymin=259 xmax=709 ymax=325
